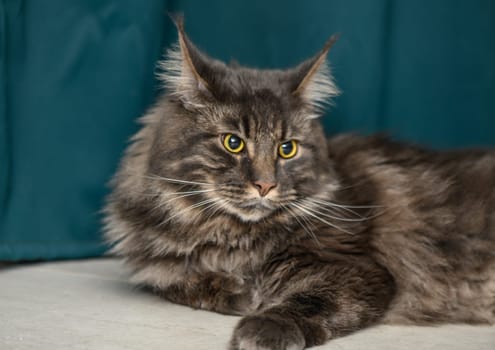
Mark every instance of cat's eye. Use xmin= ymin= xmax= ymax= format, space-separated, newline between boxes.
xmin=278 ymin=140 xmax=298 ymax=159
xmin=223 ymin=133 xmax=245 ymax=153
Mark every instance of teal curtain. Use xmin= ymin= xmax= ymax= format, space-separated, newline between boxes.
xmin=1 ymin=0 xmax=494 ymax=261
xmin=0 ymin=0 xmax=170 ymax=260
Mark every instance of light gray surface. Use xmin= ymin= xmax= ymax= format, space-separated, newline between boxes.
xmin=0 ymin=259 xmax=494 ymax=350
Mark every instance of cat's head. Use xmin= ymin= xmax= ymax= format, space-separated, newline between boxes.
xmin=147 ymin=18 xmax=340 ymax=223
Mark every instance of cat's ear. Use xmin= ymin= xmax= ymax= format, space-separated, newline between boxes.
xmin=290 ymin=35 xmax=340 ymax=113
xmin=159 ymin=15 xmax=214 ymax=108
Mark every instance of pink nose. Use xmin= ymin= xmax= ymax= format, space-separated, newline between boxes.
xmin=253 ymin=181 xmax=277 ymax=197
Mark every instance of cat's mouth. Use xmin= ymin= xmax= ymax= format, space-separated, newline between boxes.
xmin=224 ymin=197 xmax=277 ymax=222
xmin=239 ymin=198 xmax=276 ymax=210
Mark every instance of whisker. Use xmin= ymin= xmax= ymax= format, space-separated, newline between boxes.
xmin=283 ymin=204 xmax=321 ymax=247
xmin=137 ymin=173 xmax=245 ymax=191
xmin=164 ymin=189 xmax=216 ymax=196
xmin=158 ymin=198 xmax=219 ymax=227
xmin=152 ymin=191 xmax=213 ymax=212
xmin=306 ymin=197 xmax=363 ymax=218
xmin=290 ymin=203 xmax=355 ymax=235
xmin=143 ymin=174 xmax=214 ymax=186
xmin=127 ymin=186 xmax=217 ymax=201
xmin=191 ymin=199 xmax=224 ymax=224
xmin=306 ymin=197 xmax=363 ymax=219
xmin=203 ymin=199 xmax=228 ymax=222
xmin=299 ymin=200 xmax=372 ymax=222
xmin=307 ymin=197 xmax=383 ymax=219
xmin=310 ymin=197 xmax=384 ymax=209
xmin=308 ymin=197 xmax=388 ymax=220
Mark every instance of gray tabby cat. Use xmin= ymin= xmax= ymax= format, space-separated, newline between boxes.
xmin=104 ymin=18 xmax=495 ymax=350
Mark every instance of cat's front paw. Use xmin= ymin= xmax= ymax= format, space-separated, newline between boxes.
xmin=230 ymin=314 xmax=305 ymax=350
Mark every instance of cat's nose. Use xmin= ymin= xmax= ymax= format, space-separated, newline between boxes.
xmin=253 ymin=181 xmax=277 ymax=197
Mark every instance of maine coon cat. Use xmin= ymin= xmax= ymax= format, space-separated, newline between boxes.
xmin=104 ymin=18 xmax=495 ymax=350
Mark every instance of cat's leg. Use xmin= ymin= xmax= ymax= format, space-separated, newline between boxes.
xmin=159 ymin=272 xmax=257 ymax=315
xmin=230 ymin=255 xmax=395 ymax=350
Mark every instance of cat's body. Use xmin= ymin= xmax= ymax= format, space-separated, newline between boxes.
xmin=329 ymin=135 xmax=495 ymax=325
xmin=105 ymin=19 xmax=495 ymax=350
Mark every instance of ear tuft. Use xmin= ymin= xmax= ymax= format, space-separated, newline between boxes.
xmin=157 ymin=15 xmax=212 ymax=109
xmin=292 ymin=34 xmax=340 ymax=114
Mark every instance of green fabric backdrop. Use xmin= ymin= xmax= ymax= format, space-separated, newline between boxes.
xmin=1 ymin=0 xmax=494 ymax=261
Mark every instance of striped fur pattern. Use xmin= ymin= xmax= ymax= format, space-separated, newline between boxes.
xmin=104 ymin=20 xmax=495 ymax=350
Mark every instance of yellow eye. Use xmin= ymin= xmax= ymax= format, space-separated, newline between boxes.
xmin=278 ymin=140 xmax=298 ymax=159
xmin=223 ymin=134 xmax=245 ymax=153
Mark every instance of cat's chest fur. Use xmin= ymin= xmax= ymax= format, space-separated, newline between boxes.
xmin=126 ymin=213 xmax=295 ymax=289
xmin=176 ymin=221 xmax=277 ymax=275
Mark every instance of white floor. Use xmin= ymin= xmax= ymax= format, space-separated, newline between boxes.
xmin=0 ymin=259 xmax=494 ymax=350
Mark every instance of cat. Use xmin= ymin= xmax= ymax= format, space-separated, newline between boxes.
xmin=104 ymin=17 xmax=495 ymax=350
